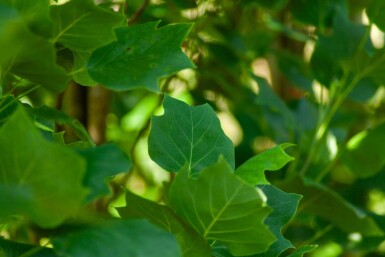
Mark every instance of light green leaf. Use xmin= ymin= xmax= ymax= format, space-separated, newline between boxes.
xmin=117 ymin=191 xmax=211 ymax=257
xmin=341 ymin=121 xmax=385 ymax=178
xmin=235 ymin=143 xmax=294 ymax=185
xmin=0 ymin=4 xmax=69 ymax=91
xmin=72 ymin=50 xmax=97 ymax=86
xmin=52 ymin=219 xmax=181 ymax=257
xmin=0 ymin=106 xmax=87 ymax=228
xmin=78 ymin=144 xmax=131 ymax=202
xmin=51 ymin=0 xmax=124 ymax=51
xmin=87 ymin=21 xmax=195 ymax=92
xmin=253 ymin=185 xmax=302 ymax=257
xmin=286 ymin=245 xmax=318 ymax=257
xmin=280 ymin=177 xmax=384 ymax=236
xmin=148 ymin=95 xmax=234 ymax=176
xmin=169 ymin=158 xmax=275 ymax=256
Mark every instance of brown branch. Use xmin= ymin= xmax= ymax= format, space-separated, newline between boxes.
xmin=127 ymin=0 xmax=150 ymax=25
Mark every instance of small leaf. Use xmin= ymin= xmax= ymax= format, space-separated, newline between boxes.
xmin=87 ymin=21 xmax=195 ymax=92
xmin=148 ymin=95 xmax=234 ymax=176
xmin=169 ymin=158 xmax=275 ymax=256
xmin=235 ymin=143 xmax=294 ymax=185
xmin=253 ymin=185 xmax=302 ymax=257
xmin=280 ymin=177 xmax=384 ymax=236
xmin=341 ymin=121 xmax=385 ymax=178
xmin=0 ymin=106 xmax=87 ymax=228
xmin=51 ymin=0 xmax=124 ymax=51
xmin=78 ymin=144 xmax=131 ymax=202
xmin=117 ymin=191 xmax=211 ymax=257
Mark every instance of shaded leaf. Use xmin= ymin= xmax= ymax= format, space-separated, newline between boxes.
xmin=52 ymin=219 xmax=181 ymax=257
xmin=87 ymin=21 xmax=194 ymax=92
xmin=235 ymin=143 xmax=294 ymax=185
xmin=72 ymin=50 xmax=97 ymax=86
xmin=117 ymin=190 xmax=211 ymax=257
xmin=279 ymin=177 xmax=384 ymax=236
xmin=51 ymin=0 xmax=124 ymax=51
xmin=286 ymin=245 xmax=318 ymax=257
xmin=169 ymin=158 xmax=275 ymax=256
xmin=0 ymin=106 xmax=87 ymax=228
xmin=148 ymin=95 xmax=234 ymax=176
xmin=78 ymin=144 xmax=131 ymax=202
xmin=366 ymin=0 xmax=385 ymax=32
xmin=0 ymin=238 xmax=58 ymax=257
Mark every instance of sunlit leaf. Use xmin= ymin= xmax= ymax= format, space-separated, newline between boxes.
xmin=235 ymin=143 xmax=294 ymax=185
xmin=87 ymin=21 xmax=194 ymax=92
xmin=117 ymin=191 xmax=211 ymax=257
xmin=169 ymin=158 xmax=275 ymax=256
xmin=148 ymin=95 xmax=234 ymax=176
xmin=0 ymin=106 xmax=87 ymax=228
xmin=52 ymin=219 xmax=181 ymax=257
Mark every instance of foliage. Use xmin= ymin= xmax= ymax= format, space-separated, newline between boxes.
xmin=1 ymin=0 xmax=385 ymax=257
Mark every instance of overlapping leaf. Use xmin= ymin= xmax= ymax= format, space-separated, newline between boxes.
xmin=148 ymin=95 xmax=234 ymax=176
xmin=169 ymin=158 xmax=275 ymax=256
xmin=117 ymin=191 xmax=211 ymax=257
xmin=87 ymin=21 xmax=194 ymax=91
xmin=52 ymin=219 xmax=181 ymax=257
xmin=0 ymin=106 xmax=87 ymax=228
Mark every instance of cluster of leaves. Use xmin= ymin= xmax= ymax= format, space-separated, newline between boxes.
xmin=1 ymin=0 xmax=385 ymax=257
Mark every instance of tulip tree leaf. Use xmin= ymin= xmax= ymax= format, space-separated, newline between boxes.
xmin=235 ymin=143 xmax=294 ymax=185
xmin=87 ymin=21 xmax=195 ymax=92
xmin=117 ymin=191 xmax=211 ymax=257
xmin=52 ymin=219 xmax=181 ymax=257
xmin=169 ymin=158 xmax=275 ymax=256
xmin=0 ymin=106 xmax=87 ymax=228
xmin=51 ymin=0 xmax=124 ymax=51
xmin=148 ymin=95 xmax=234 ymax=176
xmin=77 ymin=144 xmax=131 ymax=202
xmin=253 ymin=185 xmax=302 ymax=257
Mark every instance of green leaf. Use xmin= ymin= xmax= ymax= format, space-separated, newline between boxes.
xmin=280 ymin=177 xmax=384 ymax=236
xmin=252 ymin=185 xmax=302 ymax=257
xmin=78 ymin=144 xmax=131 ymax=202
xmin=52 ymin=219 xmax=181 ymax=257
xmin=169 ymin=158 xmax=275 ymax=256
xmin=51 ymin=0 xmax=124 ymax=51
xmin=117 ymin=190 xmax=211 ymax=257
xmin=72 ymin=50 xmax=97 ymax=86
xmin=366 ymin=0 xmax=385 ymax=32
xmin=235 ymin=143 xmax=294 ymax=185
xmin=148 ymin=95 xmax=234 ymax=176
xmin=0 ymin=106 xmax=87 ymax=228
xmin=0 ymin=4 xmax=69 ymax=91
xmin=87 ymin=21 xmax=195 ymax=92
xmin=341 ymin=122 xmax=385 ymax=178
xmin=246 ymin=0 xmax=287 ymax=10
xmin=286 ymin=245 xmax=318 ymax=257
xmin=0 ymin=238 xmax=58 ymax=257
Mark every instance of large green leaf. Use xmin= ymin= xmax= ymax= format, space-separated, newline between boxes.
xmin=0 ymin=106 xmax=87 ymax=228
xmin=169 ymin=158 xmax=275 ymax=256
xmin=78 ymin=144 xmax=131 ymax=202
xmin=87 ymin=21 xmax=194 ymax=92
xmin=148 ymin=95 xmax=234 ymax=176
xmin=117 ymin=190 xmax=211 ymax=257
xmin=0 ymin=3 xmax=69 ymax=91
xmin=235 ymin=143 xmax=294 ymax=185
xmin=341 ymin=122 xmax=385 ymax=178
xmin=51 ymin=0 xmax=124 ymax=51
xmin=52 ymin=219 xmax=181 ymax=257
xmin=280 ymin=177 xmax=384 ymax=236
xmin=253 ymin=185 xmax=302 ymax=257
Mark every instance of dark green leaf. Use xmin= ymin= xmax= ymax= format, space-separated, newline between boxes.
xmin=280 ymin=177 xmax=384 ymax=236
xmin=52 ymin=219 xmax=181 ymax=257
xmin=78 ymin=144 xmax=131 ymax=202
xmin=117 ymin=191 xmax=211 ymax=257
xmin=0 ymin=106 xmax=87 ymax=228
xmin=87 ymin=21 xmax=194 ymax=92
xmin=235 ymin=143 xmax=294 ymax=185
xmin=148 ymin=95 xmax=234 ymax=176
xmin=341 ymin=122 xmax=385 ymax=178
xmin=0 ymin=238 xmax=58 ymax=257
xmin=366 ymin=0 xmax=385 ymax=32
xmin=169 ymin=158 xmax=275 ymax=256
xmin=51 ymin=0 xmax=124 ymax=51
xmin=286 ymin=245 xmax=318 ymax=257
